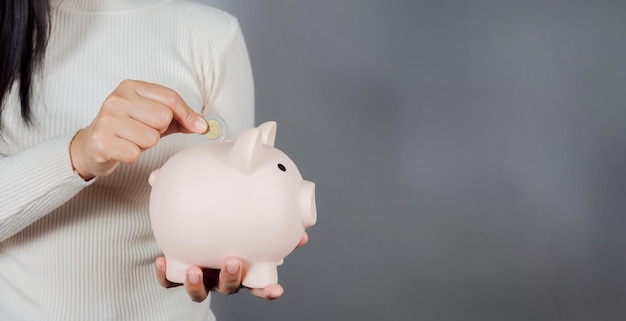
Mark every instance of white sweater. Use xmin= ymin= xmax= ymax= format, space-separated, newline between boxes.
xmin=0 ymin=0 xmax=254 ymax=320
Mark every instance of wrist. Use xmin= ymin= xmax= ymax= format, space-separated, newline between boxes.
xmin=69 ymin=130 xmax=95 ymax=181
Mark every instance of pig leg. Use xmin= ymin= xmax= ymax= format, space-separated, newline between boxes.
xmin=242 ymin=262 xmax=279 ymax=289
xmin=164 ymin=257 xmax=189 ymax=284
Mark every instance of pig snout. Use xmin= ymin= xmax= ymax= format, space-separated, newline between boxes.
xmin=300 ymin=180 xmax=317 ymax=228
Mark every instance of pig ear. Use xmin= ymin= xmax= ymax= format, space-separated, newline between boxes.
xmin=229 ymin=126 xmax=264 ymax=175
xmin=258 ymin=121 xmax=277 ymax=147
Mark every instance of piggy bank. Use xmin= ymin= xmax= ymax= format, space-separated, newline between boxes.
xmin=148 ymin=121 xmax=317 ymax=288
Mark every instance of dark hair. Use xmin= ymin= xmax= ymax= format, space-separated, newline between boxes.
xmin=0 ymin=0 xmax=51 ymax=129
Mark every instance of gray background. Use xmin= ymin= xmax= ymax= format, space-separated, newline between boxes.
xmin=197 ymin=1 xmax=626 ymax=320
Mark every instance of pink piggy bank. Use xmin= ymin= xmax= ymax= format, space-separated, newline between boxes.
xmin=148 ymin=121 xmax=317 ymax=288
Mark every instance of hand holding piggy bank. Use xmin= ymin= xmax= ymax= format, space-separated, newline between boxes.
xmin=148 ymin=121 xmax=317 ymax=288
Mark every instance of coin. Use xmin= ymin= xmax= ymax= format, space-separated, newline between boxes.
xmin=203 ymin=115 xmax=228 ymax=141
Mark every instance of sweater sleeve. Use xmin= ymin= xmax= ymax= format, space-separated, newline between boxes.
xmin=0 ymin=133 xmax=94 ymax=242
xmin=201 ymin=17 xmax=255 ymax=139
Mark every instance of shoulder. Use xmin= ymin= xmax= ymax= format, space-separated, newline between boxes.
xmin=160 ymin=0 xmax=243 ymax=52
xmin=164 ymin=1 xmax=240 ymax=33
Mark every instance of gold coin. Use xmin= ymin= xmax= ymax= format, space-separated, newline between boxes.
xmin=203 ymin=115 xmax=227 ymax=141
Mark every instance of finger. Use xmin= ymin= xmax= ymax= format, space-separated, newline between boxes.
xmin=123 ymin=97 xmax=175 ymax=134
xmin=102 ymin=84 xmax=178 ymax=135
xmin=78 ymin=126 xmax=141 ymax=175
xmin=93 ymin=134 xmax=142 ymax=165
xmin=215 ymin=258 xmax=242 ymax=295
xmin=247 ymin=284 xmax=284 ymax=300
xmin=132 ymin=80 xmax=207 ymax=134
xmin=85 ymin=115 xmax=144 ymax=164
xmin=184 ymin=266 xmax=209 ymax=302
xmin=155 ymin=257 xmax=179 ymax=289
xmin=107 ymin=116 xmax=161 ymax=151
xmin=296 ymin=232 xmax=309 ymax=248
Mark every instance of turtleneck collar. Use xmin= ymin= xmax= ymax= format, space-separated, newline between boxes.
xmin=51 ymin=0 xmax=171 ymax=12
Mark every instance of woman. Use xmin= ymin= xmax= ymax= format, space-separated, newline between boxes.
xmin=0 ymin=0 xmax=307 ymax=320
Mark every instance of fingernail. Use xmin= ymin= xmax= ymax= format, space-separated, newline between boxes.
xmin=189 ymin=271 xmax=201 ymax=284
xmin=226 ymin=263 xmax=239 ymax=274
xmin=195 ymin=118 xmax=208 ymax=133
xmin=156 ymin=260 xmax=163 ymax=271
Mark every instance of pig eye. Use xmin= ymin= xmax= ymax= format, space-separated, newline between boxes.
xmin=277 ymin=163 xmax=286 ymax=172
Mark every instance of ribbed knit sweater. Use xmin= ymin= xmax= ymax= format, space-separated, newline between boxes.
xmin=0 ymin=0 xmax=254 ymax=319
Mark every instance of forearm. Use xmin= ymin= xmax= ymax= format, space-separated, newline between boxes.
xmin=0 ymin=133 xmax=93 ymax=242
